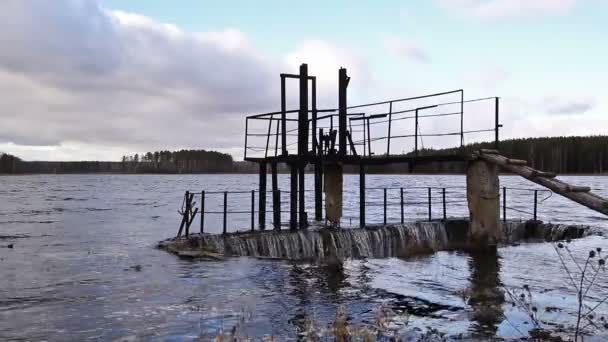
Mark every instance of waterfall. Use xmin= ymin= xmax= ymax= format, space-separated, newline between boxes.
xmin=159 ymin=220 xmax=591 ymax=261
xmin=191 ymin=222 xmax=449 ymax=261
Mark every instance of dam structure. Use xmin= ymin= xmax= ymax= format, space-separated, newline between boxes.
xmin=165 ymin=63 xmax=608 ymax=260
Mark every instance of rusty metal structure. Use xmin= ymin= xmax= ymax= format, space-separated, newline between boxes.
xmin=243 ymin=63 xmax=501 ymax=231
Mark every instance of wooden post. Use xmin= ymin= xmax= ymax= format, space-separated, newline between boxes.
xmin=200 ymin=190 xmax=205 ymax=233
xmin=428 ymin=187 xmax=432 ymax=222
xmin=223 ymin=191 xmax=228 ymax=234
xmin=290 ymin=164 xmax=297 ymax=230
xmin=258 ymin=162 xmax=267 ymax=230
xmin=251 ymin=190 xmax=255 ymax=232
xmin=400 ymin=187 xmax=404 ymax=224
xmin=360 ymin=164 xmax=365 ymax=228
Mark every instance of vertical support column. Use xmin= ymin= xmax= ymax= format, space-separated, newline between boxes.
xmin=290 ymin=164 xmax=298 ymax=230
xmin=338 ymin=68 xmax=348 ymax=156
xmin=271 ymin=162 xmax=280 ymax=230
xmin=495 ymin=97 xmax=500 ymax=151
xmin=298 ymin=164 xmax=306 ymax=229
xmin=314 ymin=162 xmax=323 ymax=221
xmin=460 ymin=90 xmax=464 ymax=148
xmin=467 ymin=160 xmax=500 ymax=247
xmin=324 ymin=163 xmax=343 ymax=226
xmin=258 ymin=162 xmax=267 ymax=230
xmin=366 ymin=118 xmax=372 ymax=156
xmin=298 ymin=63 xmax=309 ymax=156
xmin=359 ymin=164 xmax=366 ymax=228
xmin=311 ymin=77 xmax=318 ymax=153
xmin=281 ymin=76 xmax=287 ymax=156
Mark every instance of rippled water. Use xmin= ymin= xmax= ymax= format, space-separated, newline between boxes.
xmin=0 ymin=174 xmax=607 ymax=340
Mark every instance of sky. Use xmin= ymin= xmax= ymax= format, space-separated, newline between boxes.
xmin=0 ymin=0 xmax=606 ymax=161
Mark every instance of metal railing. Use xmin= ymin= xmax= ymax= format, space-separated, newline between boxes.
xmin=175 ymin=186 xmax=552 ymax=237
xmin=244 ymin=91 xmax=500 ymax=160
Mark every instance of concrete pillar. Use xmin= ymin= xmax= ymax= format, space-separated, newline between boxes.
xmin=324 ymin=163 xmax=343 ymax=226
xmin=466 ymin=160 xmax=500 ymax=247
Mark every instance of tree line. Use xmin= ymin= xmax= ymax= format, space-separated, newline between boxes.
xmin=1 ymin=136 xmax=607 ymax=174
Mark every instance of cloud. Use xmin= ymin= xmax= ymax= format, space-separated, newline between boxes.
xmin=544 ymin=96 xmax=596 ymax=115
xmin=466 ymin=66 xmax=510 ymax=89
xmin=381 ymin=35 xmax=431 ymax=63
xmin=436 ymin=0 xmax=578 ymax=19
xmin=0 ymin=0 xmax=369 ymax=161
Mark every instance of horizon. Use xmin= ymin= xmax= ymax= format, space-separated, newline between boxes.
xmin=1 ymin=0 xmax=606 ymax=161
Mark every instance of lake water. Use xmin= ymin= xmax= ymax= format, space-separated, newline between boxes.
xmin=0 ymin=174 xmax=607 ymax=340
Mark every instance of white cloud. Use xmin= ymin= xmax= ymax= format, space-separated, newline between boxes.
xmin=381 ymin=35 xmax=431 ymax=63
xmin=437 ymin=0 xmax=578 ymax=19
xmin=0 ymin=0 xmax=369 ymax=161
xmin=543 ymin=96 xmax=596 ymax=115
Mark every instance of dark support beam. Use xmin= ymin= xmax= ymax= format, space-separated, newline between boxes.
xmin=460 ymin=90 xmax=464 ymax=148
xmin=359 ymin=164 xmax=366 ymax=228
xmin=223 ymin=191 xmax=228 ymax=234
xmin=281 ymin=76 xmax=287 ymax=156
xmin=200 ymin=190 xmax=205 ymax=233
xmin=311 ymin=78 xmax=317 ymax=153
xmin=314 ymin=162 xmax=323 ymax=221
xmin=258 ymin=162 xmax=267 ymax=230
xmin=298 ymin=165 xmax=307 ymax=229
xmin=271 ymin=162 xmax=280 ymax=230
xmin=338 ymin=68 xmax=348 ymax=156
xmin=290 ymin=164 xmax=298 ymax=230
xmin=298 ymin=63 xmax=309 ymax=156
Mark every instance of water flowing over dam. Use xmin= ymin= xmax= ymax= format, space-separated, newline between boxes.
xmin=159 ymin=220 xmax=590 ymax=261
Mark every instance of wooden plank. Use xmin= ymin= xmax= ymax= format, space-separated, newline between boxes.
xmin=506 ymin=158 xmax=527 ymax=165
xmin=478 ymin=152 xmax=608 ymax=216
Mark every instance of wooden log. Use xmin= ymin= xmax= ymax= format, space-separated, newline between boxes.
xmin=530 ymin=170 xmax=556 ymax=178
xmin=506 ymin=158 xmax=527 ymax=165
xmin=478 ymin=153 xmax=608 ymax=216
xmin=566 ymin=185 xmax=591 ymax=193
xmin=480 ymin=149 xmax=499 ymax=154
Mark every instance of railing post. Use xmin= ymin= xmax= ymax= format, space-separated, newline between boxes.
xmin=533 ymin=190 xmax=538 ymax=221
xmin=427 ymin=187 xmax=432 ymax=222
xmin=258 ymin=162 xmax=267 ymax=230
xmin=442 ymin=188 xmax=447 ymax=221
xmin=273 ymin=190 xmax=281 ymax=230
xmin=359 ymin=164 xmax=365 ymax=228
xmin=200 ymin=190 xmax=205 ymax=233
xmin=460 ymin=90 xmax=464 ymax=148
xmin=383 ymin=188 xmax=387 ymax=225
xmin=414 ymin=109 xmax=419 ymax=156
xmin=223 ymin=191 xmax=228 ymax=234
xmin=185 ymin=191 xmax=191 ymax=237
xmin=244 ymin=119 xmax=248 ymax=159
xmin=387 ymin=102 xmax=392 ymax=155
xmin=251 ymin=190 xmax=255 ymax=232
xmin=502 ymin=187 xmax=507 ymax=223
xmin=290 ymin=165 xmax=298 ymax=230
xmin=281 ymin=76 xmax=287 ymax=156
xmin=495 ymin=97 xmax=500 ymax=151
xmin=400 ymin=187 xmax=404 ymax=224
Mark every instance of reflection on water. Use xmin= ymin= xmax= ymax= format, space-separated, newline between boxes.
xmin=0 ymin=174 xmax=607 ymax=340
xmin=467 ymin=248 xmax=504 ymax=337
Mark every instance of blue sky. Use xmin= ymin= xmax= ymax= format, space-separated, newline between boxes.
xmin=0 ymin=0 xmax=606 ymax=160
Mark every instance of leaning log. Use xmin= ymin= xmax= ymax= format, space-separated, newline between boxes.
xmin=477 ymin=151 xmax=608 ymax=216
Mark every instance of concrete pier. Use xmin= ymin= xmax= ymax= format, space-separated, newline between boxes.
xmin=324 ymin=163 xmax=343 ymax=226
xmin=466 ymin=160 xmax=501 ymax=247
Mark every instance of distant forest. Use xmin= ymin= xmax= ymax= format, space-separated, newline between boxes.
xmin=1 ymin=136 xmax=607 ymax=174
